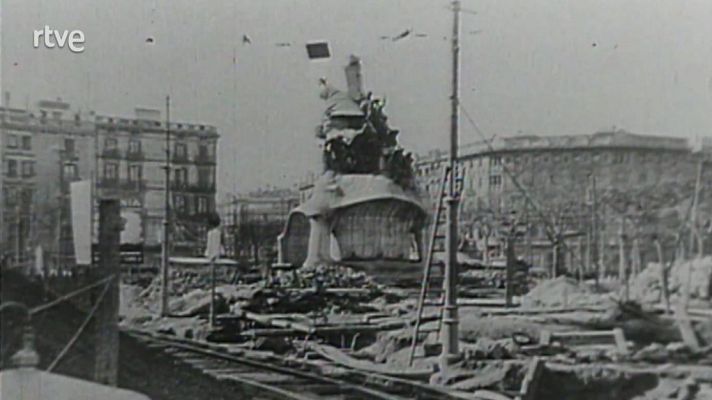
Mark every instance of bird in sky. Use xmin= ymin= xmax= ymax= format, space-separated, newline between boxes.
xmin=392 ymin=28 xmax=412 ymax=41
xmin=242 ymin=34 xmax=252 ymax=45
xmin=275 ymin=42 xmax=292 ymax=47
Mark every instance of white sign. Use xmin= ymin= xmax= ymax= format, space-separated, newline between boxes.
xmin=70 ymin=180 xmax=92 ymax=265
xmin=205 ymin=228 xmax=222 ymax=261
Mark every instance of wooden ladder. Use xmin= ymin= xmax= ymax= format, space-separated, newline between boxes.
xmin=408 ymin=164 xmax=465 ymax=366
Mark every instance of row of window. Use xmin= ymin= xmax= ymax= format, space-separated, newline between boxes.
xmin=101 ymin=162 xmax=215 ymax=188
xmin=5 ymin=134 xmax=32 ymax=150
xmin=418 ymin=150 xmax=676 ymax=176
xmin=173 ymin=194 xmax=213 ymax=214
xmin=103 ymin=162 xmax=143 ymax=182
xmin=5 ymin=159 xmax=35 ymax=178
xmin=3 ymin=187 xmax=33 ymax=207
xmin=103 ymin=137 xmax=212 ymax=159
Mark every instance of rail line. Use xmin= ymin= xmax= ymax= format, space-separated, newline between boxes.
xmin=126 ymin=329 xmax=434 ymax=400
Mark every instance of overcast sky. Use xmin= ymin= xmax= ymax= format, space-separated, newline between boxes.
xmin=3 ymin=0 xmax=712 ymax=198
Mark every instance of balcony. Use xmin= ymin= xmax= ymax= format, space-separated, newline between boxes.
xmin=126 ymin=150 xmax=144 ymax=161
xmin=170 ymin=181 xmax=215 ymax=193
xmin=191 ymin=182 xmax=216 ymax=193
xmin=170 ymin=180 xmax=190 ymax=192
xmin=171 ymin=154 xmax=191 ymax=164
xmin=97 ymin=179 xmax=146 ymax=192
xmin=101 ymin=148 xmax=121 ymax=159
xmin=194 ymin=153 xmax=216 ymax=165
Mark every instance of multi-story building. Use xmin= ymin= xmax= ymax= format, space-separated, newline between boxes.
xmin=1 ymin=97 xmax=219 ymax=271
xmin=415 ymin=130 xmax=712 ymax=274
xmin=1 ymin=105 xmax=38 ymax=267
xmin=95 ymin=108 xmax=219 ymax=266
xmin=1 ymin=98 xmax=96 ymax=270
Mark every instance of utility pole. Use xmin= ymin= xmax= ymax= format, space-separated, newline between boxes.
xmin=441 ymin=0 xmax=461 ymax=370
xmin=160 ymin=96 xmax=171 ymax=317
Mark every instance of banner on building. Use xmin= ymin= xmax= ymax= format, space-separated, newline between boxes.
xmin=70 ymin=180 xmax=93 ymax=265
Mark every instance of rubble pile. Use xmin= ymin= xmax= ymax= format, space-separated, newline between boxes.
xmin=629 ymin=257 xmax=712 ymax=304
xmin=521 ymin=276 xmax=610 ymax=309
xmin=267 ymin=264 xmax=376 ymax=289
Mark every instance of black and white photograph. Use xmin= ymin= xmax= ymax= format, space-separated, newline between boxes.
xmin=1 ymin=1 xmax=712 ymax=399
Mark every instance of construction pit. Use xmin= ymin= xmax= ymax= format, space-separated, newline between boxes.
xmin=118 ymin=257 xmax=712 ymax=400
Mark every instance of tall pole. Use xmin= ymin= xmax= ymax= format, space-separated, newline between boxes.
xmin=618 ymin=216 xmax=627 ymax=300
xmin=160 ymin=96 xmax=171 ymax=317
xmin=95 ymin=199 xmax=120 ymax=386
xmin=441 ymin=0 xmax=461 ymax=370
xmin=588 ymin=174 xmax=599 ymax=287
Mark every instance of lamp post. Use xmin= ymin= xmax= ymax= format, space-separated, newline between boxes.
xmin=441 ymin=0 xmax=461 ymax=371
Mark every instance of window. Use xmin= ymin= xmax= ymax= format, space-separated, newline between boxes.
xmin=62 ymin=163 xmax=78 ymax=180
xmin=4 ymin=187 xmax=16 ymax=206
xmin=198 ymin=167 xmax=214 ymax=188
xmin=128 ymin=165 xmax=142 ymax=182
xmin=7 ymin=134 xmax=18 ymax=148
xmin=21 ymin=161 xmax=35 ymax=177
xmin=490 ymin=156 xmax=502 ymax=166
xmin=489 ymin=175 xmax=502 ymax=188
xmin=6 ymin=159 xmax=17 ymax=177
xmin=104 ymin=137 xmax=118 ymax=150
xmin=174 ymin=142 xmax=187 ymax=158
xmin=128 ymin=139 xmax=141 ymax=154
xmin=173 ymin=194 xmax=186 ymax=212
xmin=64 ymin=138 xmax=75 ymax=154
xmin=21 ymin=136 xmax=31 ymax=150
xmin=197 ymin=197 xmax=208 ymax=213
xmin=104 ymin=162 xmax=119 ymax=180
xmin=199 ymin=144 xmax=209 ymax=158
xmin=174 ymin=167 xmax=188 ymax=187
xmin=21 ymin=189 xmax=33 ymax=204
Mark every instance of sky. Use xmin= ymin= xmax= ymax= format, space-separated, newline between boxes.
xmin=3 ymin=0 xmax=712 ymax=200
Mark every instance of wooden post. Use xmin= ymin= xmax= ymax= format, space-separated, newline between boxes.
xmin=618 ymin=217 xmax=627 ymax=300
xmin=505 ymin=235 xmax=515 ymax=307
xmin=94 ymin=199 xmax=120 ymax=386
xmin=209 ymin=260 xmax=216 ymax=326
xmin=654 ymin=238 xmax=670 ymax=314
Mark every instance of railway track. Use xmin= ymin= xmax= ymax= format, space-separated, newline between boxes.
xmin=126 ymin=329 xmax=467 ymax=400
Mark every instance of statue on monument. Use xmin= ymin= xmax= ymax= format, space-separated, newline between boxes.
xmin=315 ymin=55 xmax=416 ymax=189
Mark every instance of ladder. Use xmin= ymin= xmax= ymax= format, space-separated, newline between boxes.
xmin=408 ymin=164 xmax=465 ymax=366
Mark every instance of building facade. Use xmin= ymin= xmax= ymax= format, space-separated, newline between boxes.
xmin=1 ymin=99 xmax=96 ymax=270
xmin=95 ymin=109 xmax=219 ymax=266
xmin=1 ymin=97 xmax=219 ymax=271
xmin=415 ymin=130 xmax=712 ymax=274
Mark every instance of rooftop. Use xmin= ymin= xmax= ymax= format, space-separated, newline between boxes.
xmin=417 ymin=130 xmax=698 ymax=163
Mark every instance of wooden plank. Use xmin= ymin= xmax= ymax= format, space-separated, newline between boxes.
xmin=517 ymin=357 xmax=544 ymax=400
xmin=612 ymin=328 xmax=629 ymax=355
xmin=675 ymin=302 xmax=701 ymax=352
xmin=308 ymin=342 xmax=434 ymax=379
xmin=539 ymin=329 xmax=627 ymax=354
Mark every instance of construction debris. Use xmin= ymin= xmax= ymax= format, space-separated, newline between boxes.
xmin=629 ymin=257 xmax=712 ymax=305
xmin=520 ymin=277 xmax=611 ymax=309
